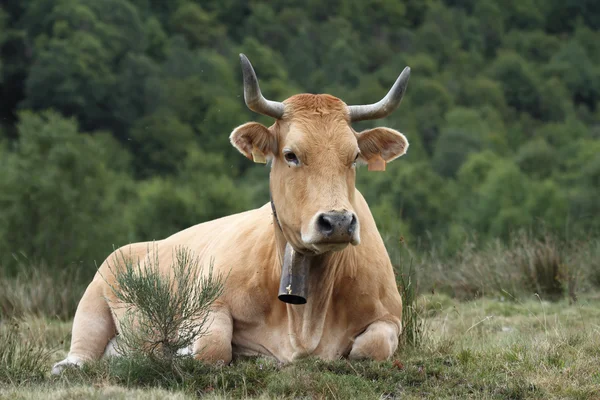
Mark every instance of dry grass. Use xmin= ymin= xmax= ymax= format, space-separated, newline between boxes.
xmin=0 ymin=385 xmax=194 ymax=399
xmin=0 ymin=266 xmax=86 ymax=320
xmin=1 ymin=294 xmax=599 ymax=399
xmin=0 ymin=319 xmax=58 ymax=384
xmin=403 ymin=233 xmax=599 ymax=302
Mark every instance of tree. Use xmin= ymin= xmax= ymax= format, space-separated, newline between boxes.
xmin=22 ymin=32 xmax=115 ymax=132
xmin=357 ymin=160 xmax=457 ymax=239
xmin=0 ymin=111 xmax=132 ymax=274
xmin=503 ymin=30 xmax=561 ymax=64
xmin=128 ymin=109 xmax=195 ymax=178
xmin=0 ymin=8 xmax=6 ymax=81
xmin=1 ymin=0 xmax=600 ymax=263
xmin=408 ymin=78 xmax=454 ymax=154
xmin=501 ymin=0 xmax=544 ymax=31
xmin=468 ymin=160 xmax=532 ymax=238
xmin=432 ymin=108 xmax=488 ymax=178
xmin=169 ymin=3 xmax=226 ymax=49
xmin=0 ymin=9 xmax=28 ymax=127
xmin=515 ymin=139 xmax=556 ymax=179
xmin=546 ymin=39 xmax=600 ymax=110
xmin=545 ymin=0 xmax=600 ymax=33
xmin=488 ymin=51 xmax=542 ymax=118
xmin=569 ymin=153 xmax=600 ymax=233
xmin=125 ymin=148 xmax=251 ymax=241
xmin=472 ymin=0 xmax=504 ymax=57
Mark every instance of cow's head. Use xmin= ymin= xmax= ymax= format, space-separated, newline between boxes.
xmin=230 ymin=54 xmax=410 ymax=256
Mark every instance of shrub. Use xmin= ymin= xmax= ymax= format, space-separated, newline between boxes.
xmin=105 ymin=245 xmax=225 ymax=361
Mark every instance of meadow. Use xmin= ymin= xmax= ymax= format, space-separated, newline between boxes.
xmin=1 ymin=1 xmax=600 ymax=398
xmin=1 ymin=235 xmax=599 ymax=399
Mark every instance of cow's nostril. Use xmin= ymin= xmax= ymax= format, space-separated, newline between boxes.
xmin=348 ymin=214 xmax=357 ymax=235
xmin=317 ymin=214 xmax=334 ymax=236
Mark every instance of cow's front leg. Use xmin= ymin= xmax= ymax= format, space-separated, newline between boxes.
xmin=191 ymin=307 xmax=233 ymax=364
xmin=349 ymin=320 xmax=400 ymax=361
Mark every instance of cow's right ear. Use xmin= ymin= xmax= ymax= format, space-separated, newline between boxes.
xmin=230 ymin=122 xmax=277 ymax=163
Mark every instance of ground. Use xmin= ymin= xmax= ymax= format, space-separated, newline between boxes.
xmin=2 ymin=293 xmax=599 ymax=399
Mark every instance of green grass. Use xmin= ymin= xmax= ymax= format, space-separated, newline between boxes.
xmin=2 ymin=294 xmax=600 ymax=399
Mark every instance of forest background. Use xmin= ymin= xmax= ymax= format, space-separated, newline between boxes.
xmin=1 ymin=0 xmax=599 ymax=290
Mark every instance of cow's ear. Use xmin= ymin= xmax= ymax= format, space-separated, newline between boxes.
xmin=230 ymin=122 xmax=277 ymax=163
xmin=356 ymin=127 xmax=408 ymax=169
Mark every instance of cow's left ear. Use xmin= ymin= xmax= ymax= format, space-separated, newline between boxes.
xmin=230 ymin=122 xmax=277 ymax=163
xmin=356 ymin=127 xmax=409 ymax=169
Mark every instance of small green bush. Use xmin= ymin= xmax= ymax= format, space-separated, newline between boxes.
xmin=105 ymin=245 xmax=225 ymax=361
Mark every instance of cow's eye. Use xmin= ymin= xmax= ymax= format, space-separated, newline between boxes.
xmin=284 ymin=151 xmax=299 ymax=165
xmin=352 ymin=153 xmax=360 ymax=167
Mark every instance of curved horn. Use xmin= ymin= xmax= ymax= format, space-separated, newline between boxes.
xmin=240 ymin=53 xmax=285 ymax=119
xmin=348 ymin=67 xmax=411 ymax=122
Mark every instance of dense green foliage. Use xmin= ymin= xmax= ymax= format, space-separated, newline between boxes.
xmin=1 ymin=0 xmax=599 ymax=275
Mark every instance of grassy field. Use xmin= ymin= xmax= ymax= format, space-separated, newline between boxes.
xmin=2 ymin=292 xmax=600 ymax=399
xmin=2 ymin=235 xmax=599 ymax=399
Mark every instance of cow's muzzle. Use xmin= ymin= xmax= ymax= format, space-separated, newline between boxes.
xmin=316 ymin=211 xmax=357 ymax=238
xmin=302 ymin=210 xmax=360 ymax=250
xmin=278 ymin=243 xmax=310 ymax=304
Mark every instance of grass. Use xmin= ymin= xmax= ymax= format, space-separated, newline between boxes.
xmin=0 ymin=265 xmax=86 ymax=320
xmin=397 ymin=258 xmax=425 ymax=348
xmin=0 ymin=320 xmax=55 ymax=384
xmin=2 ymin=234 xmax=600 ymax=398
xmin=1 ymin=294 xmax=599 ymax=399
xmin=391 ymin=233 xmax=600 ymax=303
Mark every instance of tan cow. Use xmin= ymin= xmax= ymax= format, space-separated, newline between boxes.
xmin=52 ymin=54 xmax=411 ymax=374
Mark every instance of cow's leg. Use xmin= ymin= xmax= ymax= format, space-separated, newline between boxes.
xmin=190 ymin=307 xmax=233 ymax=364
xmin=51 ymin=280 xmax=117 ymax=375
xmin=349 ymin=320 xmax=400 ymax=361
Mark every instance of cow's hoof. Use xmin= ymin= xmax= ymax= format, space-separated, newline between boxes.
xmin=51 ymin=356 xmax=83 ymax=375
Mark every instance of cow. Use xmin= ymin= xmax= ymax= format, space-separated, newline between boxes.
xmin=52 ymin=54 xmax=411 ymax=374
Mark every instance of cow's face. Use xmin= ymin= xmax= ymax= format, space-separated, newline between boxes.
xmin=230 ymin=54 xmax=410 ymax=255
xmin=230 ymin=94 xmax=408 ymax=255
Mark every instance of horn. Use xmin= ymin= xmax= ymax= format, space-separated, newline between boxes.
xmin=240 ymin=53 xmax=285 ymax=119
xmin=348 ymin=66 xmax=411 ymax=122
xmin=278 ymin=244 xmax=309 ymax=304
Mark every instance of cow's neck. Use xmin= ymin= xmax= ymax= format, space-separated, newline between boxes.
xmin=270 ymin=195 xmax=353 ymax=354
xmin=285 ymin=251 xmax=349 ymax=355
xmin=269 ymin=194 xmax=287 ymax=259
